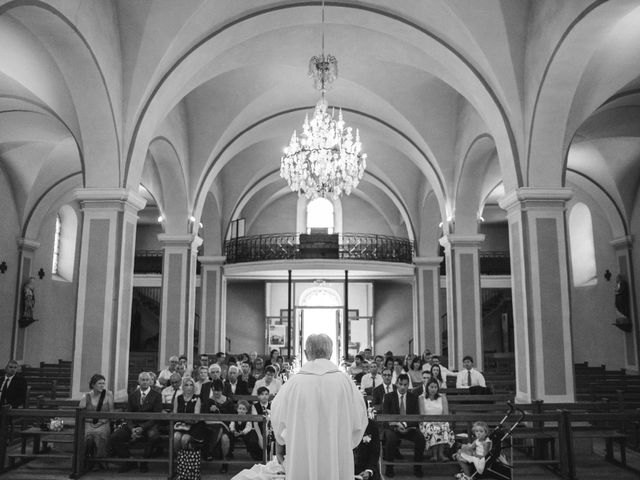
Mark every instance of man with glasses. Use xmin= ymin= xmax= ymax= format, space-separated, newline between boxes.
xmin=372 ymin=368 xmax=396 ymax=410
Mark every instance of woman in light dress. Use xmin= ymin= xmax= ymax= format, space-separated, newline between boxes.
xmin=418 ymin=378 xmax=454 ymax=462
xmin=79 ymin=374 xmax=114 ymax=466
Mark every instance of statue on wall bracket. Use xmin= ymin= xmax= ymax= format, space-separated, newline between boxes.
xmin=19 ymin=276 xmax=37 ymax=328
xmin=614 ymin=274 xmax=632 ymax=332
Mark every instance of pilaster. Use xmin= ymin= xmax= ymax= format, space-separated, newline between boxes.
xmin=413 ymin=257 xmax=443 ymax=356
xmin=610 ymin=235 xmax=639 ymax=370
xmin=198 ymin=256 xmax=226 ymax=354
xmin=157 ymin=234 xmax=201 ymax=367
xmin=499 ymin=187 xmax=574 ymax=402
xmin=12 ymin=238 xmax=40 ymax=362
xmin=439 ymin=235 xmax=485 ymax=370
xmin=71 ymin=188 xmax=145 ymax=400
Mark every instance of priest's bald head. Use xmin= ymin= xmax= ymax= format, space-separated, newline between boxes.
xmin=304 ymin=333 xmax=333 ymax=361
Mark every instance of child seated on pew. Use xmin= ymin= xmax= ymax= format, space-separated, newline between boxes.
xmin=453 ymin=421 xmax=491 ymax=479
xmin=230 ymin=400 xmax=263 ymax=461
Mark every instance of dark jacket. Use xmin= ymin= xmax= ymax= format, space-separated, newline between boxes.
xmin=126 ymin=388 xmax=163 ymax=431
xmin=0 ymin=374 xmax=28 ymax=408
xmin=372 ymin=383 xmax=396 ymax=409
xmin=222 ymin=378 xmax=249 ymax=397
xmin=382 ymin=390 xmax=420 ymax=427
xmin=354 ymin=419 xmax=381 ymax=480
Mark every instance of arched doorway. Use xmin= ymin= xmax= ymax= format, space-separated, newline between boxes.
xmin=298 ymin=284 xmax=342 ymax=365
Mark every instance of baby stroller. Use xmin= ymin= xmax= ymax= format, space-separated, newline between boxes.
xmin=468 ymin=402 xmax=526 ymax=480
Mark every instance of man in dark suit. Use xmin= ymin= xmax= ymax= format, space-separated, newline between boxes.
xmin=354 ymin=418 xmax=381 ymax=480
xmin=222 ymin=365 xmax=249 ymax=397
xmin=110 ymin=371 xmax=163 ymax=473
xmin=1 ymin=360 xmax=28 ymax=409
xmin=372 ymin=368 xmax=396 ymax=410
xmin=382 ymin=373 xmax=425 ymax=478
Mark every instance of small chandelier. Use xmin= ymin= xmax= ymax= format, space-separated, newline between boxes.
xmin=280 ymin=2 xmax=367 ymax=200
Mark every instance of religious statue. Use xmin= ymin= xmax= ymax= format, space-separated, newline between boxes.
xmin=20 ymin=277 xmax=37 ymax=328
xmin=614 ymin=274 xmax=632 ymax=332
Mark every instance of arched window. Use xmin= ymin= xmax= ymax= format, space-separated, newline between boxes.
xmin=569 ymin=202 xmax=597 ymax=287
xmin=52 ymin=205 xmax=78 ymax=282
xmin=51 ymin=214 xmax=62 ymax=275
xmin=306 ymin=198 xmax=334 ymax=234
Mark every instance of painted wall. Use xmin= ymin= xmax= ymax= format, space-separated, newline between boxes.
xmin=22 ymin=206 xmax=80 ymax=366
xmin=0 ymin=170 xmax=20 ymax=360
xmin=226 ymin=281 xmax=265 ymax=354
xmin=342 ymin=196 xmax=395 ymax=236
xmin=373 ymin=280 xmax=413 ymax=356
xmin=248 ymin=195 xmax=296 ymax=235
xmin=135 ymin=224 xmax=163 ymax=250
xmin=568 ymin=190 xmax=626 ymax=370
xmin=479 ymin=222 xmax=510 ymax=252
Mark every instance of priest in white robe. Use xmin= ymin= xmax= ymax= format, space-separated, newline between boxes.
xmin=271 ymin=333 xmax=368 ymax=479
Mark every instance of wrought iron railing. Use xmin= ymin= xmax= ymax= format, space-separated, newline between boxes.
xmin=439 ymin=250 xmax=511 ymax=276
xmin=224 ymin=232 xmax=414 ymax=264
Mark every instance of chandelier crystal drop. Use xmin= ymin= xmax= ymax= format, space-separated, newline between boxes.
xmin=280 ymin=3 xmax=367 ymax=200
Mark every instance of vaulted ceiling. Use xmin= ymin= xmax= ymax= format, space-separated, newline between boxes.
xmin=1 ymin=0 xmax=640 ymax=254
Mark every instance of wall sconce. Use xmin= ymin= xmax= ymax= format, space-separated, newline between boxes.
xmin=0 ymin=261 xmax=6 ymax=274
xmin=604 ymin=269 xmax=612 ymax=282
xmin=37 ymin=268 xmax=45 ymax=280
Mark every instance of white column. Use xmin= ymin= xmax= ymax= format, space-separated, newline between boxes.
xmin=157 ymin=234 xmax=201 ymax=367
xmin=610 ymin=235 xmax=639 ymax=371
xmin=12 ymin=238 xmax=40 ymax=362
xmin=198 ymin=256 xmax=226 ymax=354
xmin=439 ymin=235 xmax=485 ymax=371
xmin=500 ymin=187 xmax=574 ymax=403
xmin=72 ymin=189 xmax=145 ymax=400
xmin=413 ymin=257 xmax=443 ymax=356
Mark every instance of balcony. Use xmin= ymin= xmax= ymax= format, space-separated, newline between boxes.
xmin=223 ymin=232 xmax=414 ymax=265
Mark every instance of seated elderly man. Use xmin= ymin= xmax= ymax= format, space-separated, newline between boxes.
xmin=110 ymin=371 xmax=163 ymax=473
xmin=223 ymin=365 xmax=249 ymax=397
xmin=251 ymin=365 xmax=281 ymax=396
xmin=157 ymin=356 xmax=179 ymax=387
xmin=208 ymin=363 xmax=223 ymax=382
xmin=161 ymin=373 xmax=183 ymax=410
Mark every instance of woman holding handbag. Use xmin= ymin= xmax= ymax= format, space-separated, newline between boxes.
xmin=79 ymin=374 xmax=114 ymax=470
xmin=174 ymin=377 xmax=206 ymax=479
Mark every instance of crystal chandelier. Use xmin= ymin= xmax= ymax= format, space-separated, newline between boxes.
xmin=280 ymin=3 xmax=367 ymax=200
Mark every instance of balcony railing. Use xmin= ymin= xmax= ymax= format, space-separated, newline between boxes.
xmin=224 ymin=232 xmax=414 ymax=265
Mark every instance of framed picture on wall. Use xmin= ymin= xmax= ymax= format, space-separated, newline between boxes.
xmin=269 ymin=324 xmax=286 ymax=346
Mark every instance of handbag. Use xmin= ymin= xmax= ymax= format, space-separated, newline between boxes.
xmin=176 ymin=448 xmax=201 ymax=480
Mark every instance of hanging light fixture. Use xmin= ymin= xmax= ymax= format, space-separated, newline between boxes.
xmin=280 ymin=1 xmax=367 ymax=200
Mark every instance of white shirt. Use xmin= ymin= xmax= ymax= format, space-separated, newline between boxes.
xmin=456 ymin=368 xmax=486 ymax=388
xmin=252 ymin=377 xmax=282 ymax=396
xmin=161 ymin=386 xmax=182 ymax=404
xmin=359 ymin=372 xmax=382 ymax=391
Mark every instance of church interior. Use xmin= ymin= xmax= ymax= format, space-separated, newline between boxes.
xmin=2 ymin=0 xmax=640 ymax=465
xmin=3 ymin=0 xmax=640 ymax=478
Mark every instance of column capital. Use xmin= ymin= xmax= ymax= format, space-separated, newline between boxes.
xmin=414 ymin=256 xmax=443 ymax=268
xmin=499 ymin=187 xmax=573 ymax=212
xmin=439 ymin=234 xmax=485 ymax=249
xmin=610 ymin=235 xmax=633 ymax=251
xmin=157 ymin=234 xmax=201 ymax=249
xmin=198 ymin=255 xmax=226 ymax=266
xmin=16 ymin=237 xmax=40 ymax=252
xmin=74 ymin=188 xmax=147 ymax=212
